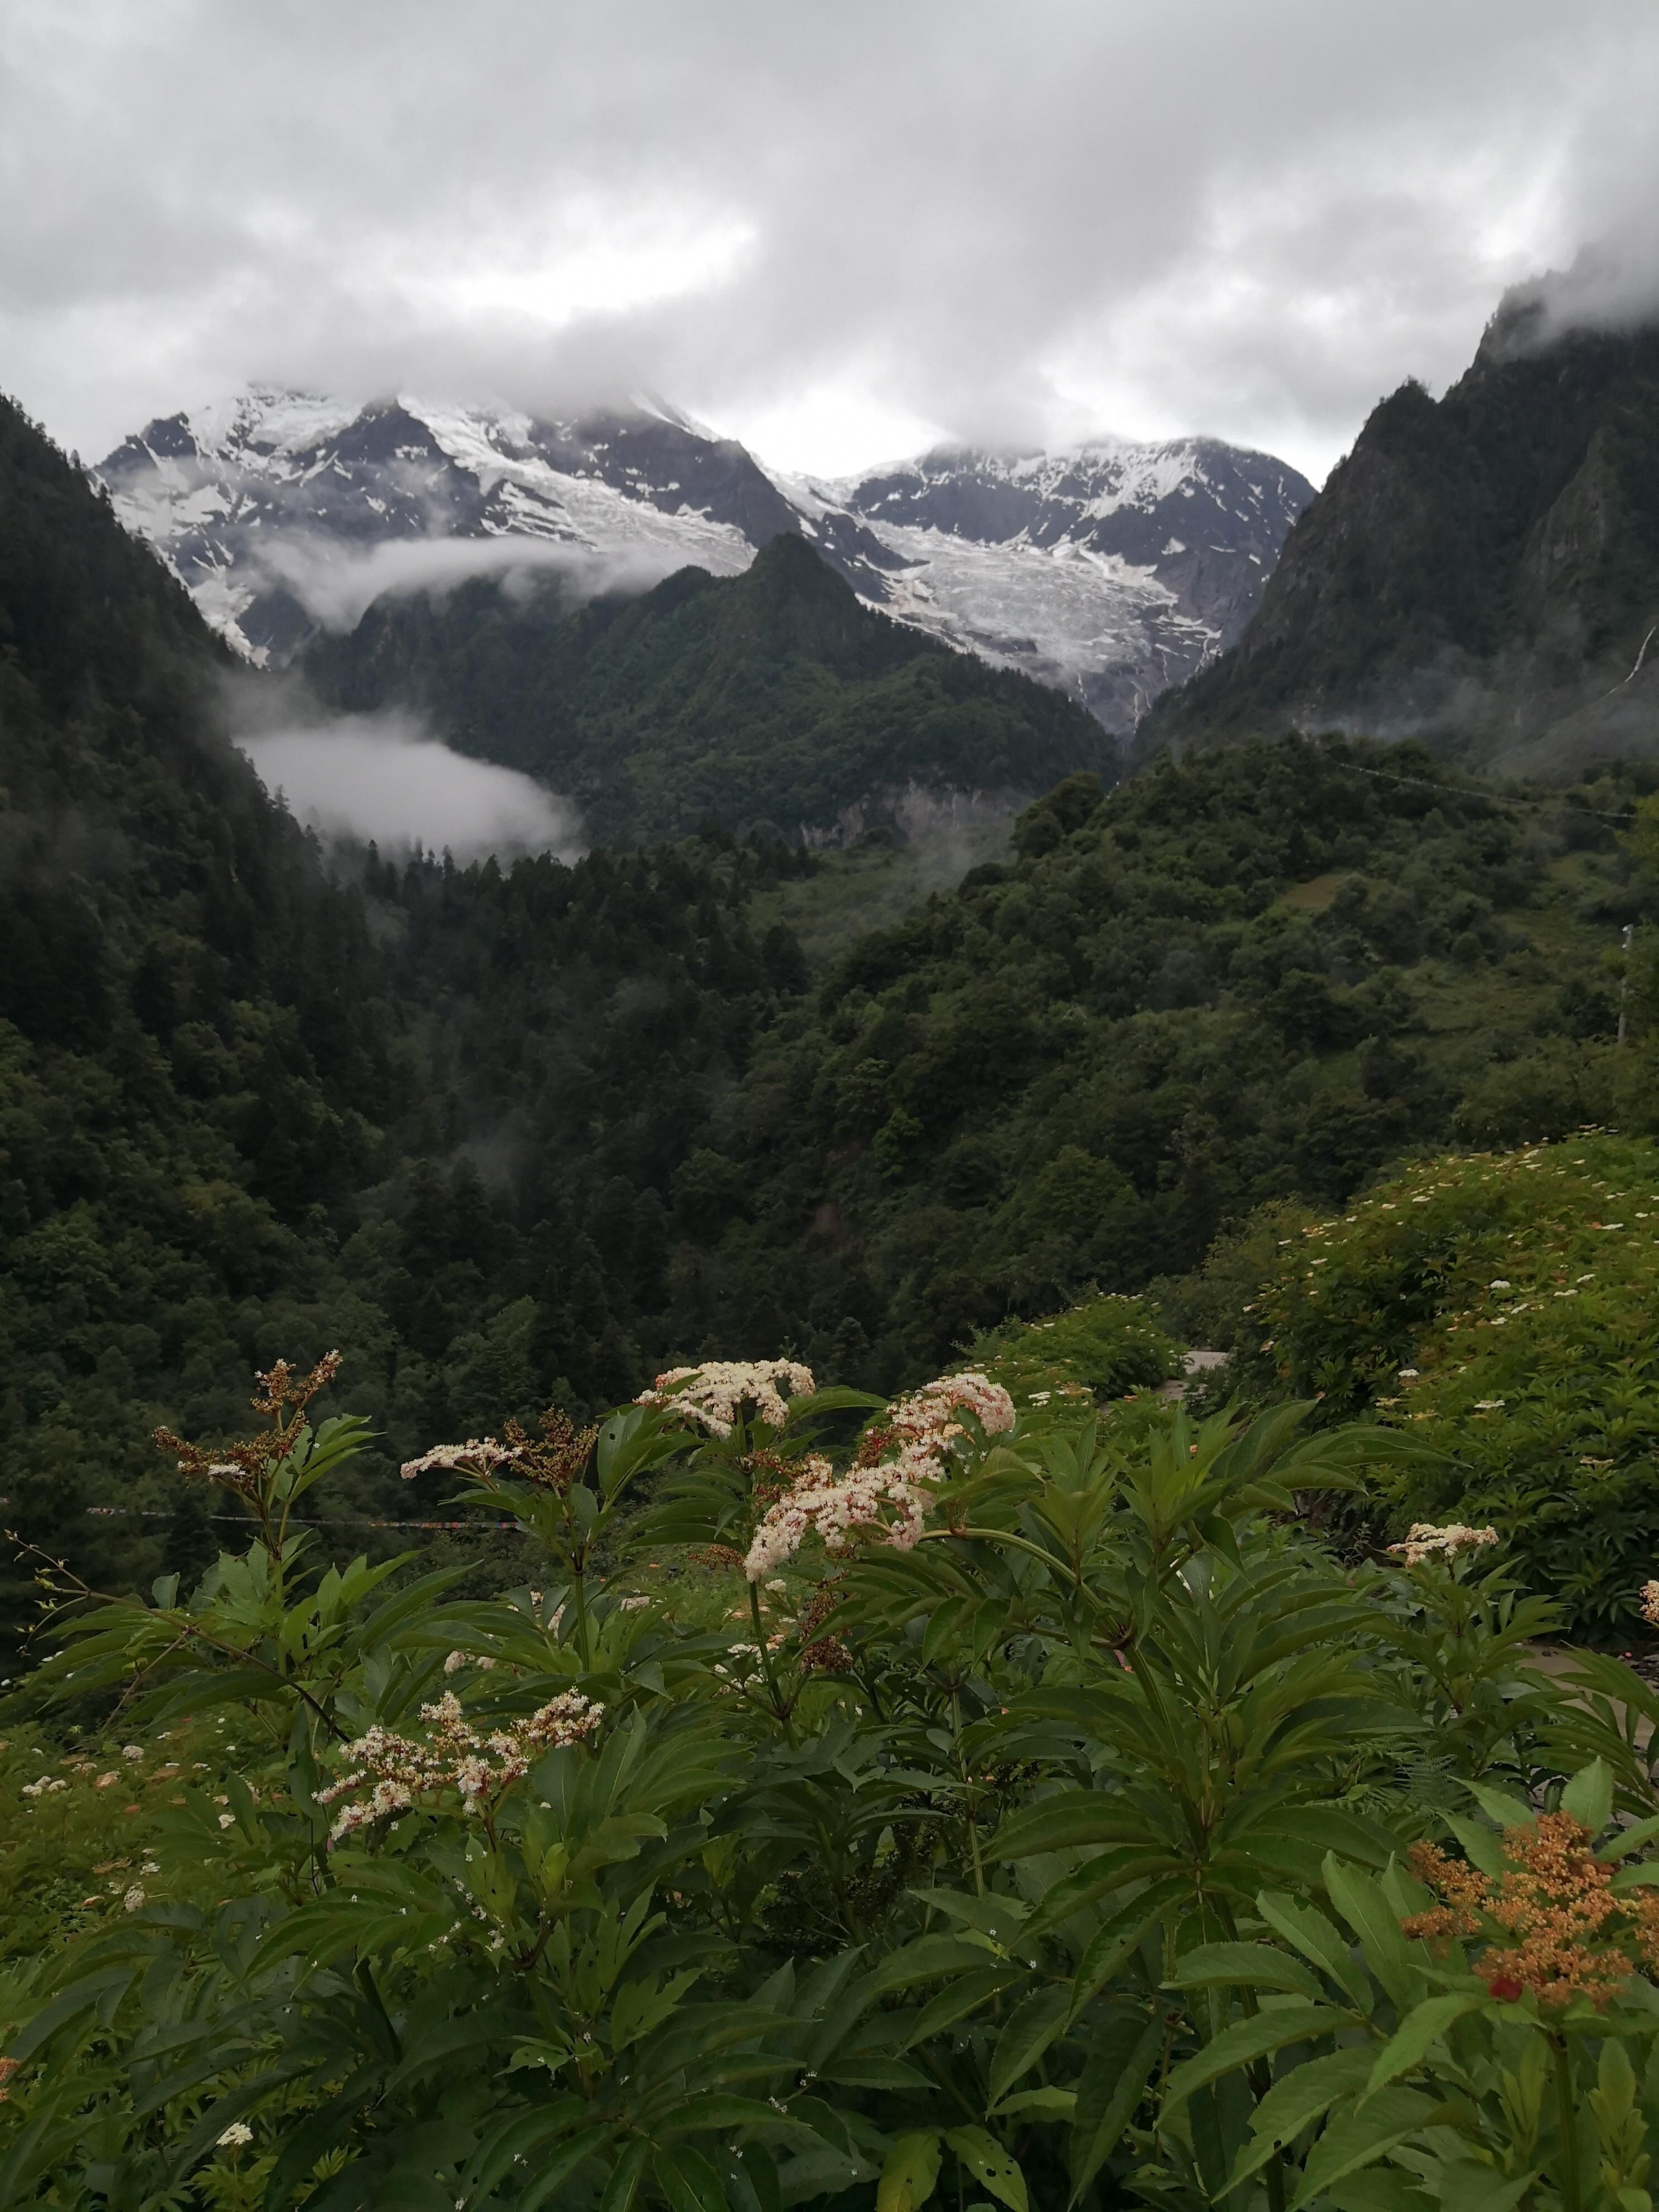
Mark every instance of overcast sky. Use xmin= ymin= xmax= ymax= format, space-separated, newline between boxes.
xmin=6 ymin=0 xmax=1659 ymax=486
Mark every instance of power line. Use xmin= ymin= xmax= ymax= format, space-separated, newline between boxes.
xmin=3 ymin=1505 xmax=524 ymax=1532
xmin=1335 ymin=756 xmax=1641 ymax=824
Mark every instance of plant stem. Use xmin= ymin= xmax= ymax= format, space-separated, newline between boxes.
xmin=1553 ymin=2035 xmax=1582 ymax=2212
xmin=749 ymin=1582 xmax=798 ymax=1748
xmin=950 ymin=1684 xmax=986 ymax=1896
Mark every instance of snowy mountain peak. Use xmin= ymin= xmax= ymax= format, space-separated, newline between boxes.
xmin=96 ymin=392 xmax=1312 ymax=735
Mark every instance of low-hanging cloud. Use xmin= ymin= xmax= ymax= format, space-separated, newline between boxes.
xmin=251 ymin=532 xmax=700 ymax=636
xmin=239 ymin=710 xmax=583 ymax=862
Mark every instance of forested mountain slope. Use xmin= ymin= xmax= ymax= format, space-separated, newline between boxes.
xmin=304 ymin=532 xmax=1115 ymax=843
xmin=664 ymin=740 xmax=1659 ymax=1377
xmin=1139 ymin=300 xmax=1659 ymax=774
xmin=0 ymin=395 xmax=820 ymax=1641
xmin=6 ymin=386 xmax=1658 ymax=1657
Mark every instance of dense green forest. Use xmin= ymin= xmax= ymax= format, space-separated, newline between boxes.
xmin=303 ymin=532 xmax=1114 ymax=844
xmin=8 ymin=1249 xmax=1659 ymax=2209
xmin=1139 ymin=312 xmax=1659 ymax=774
xmin=681 ymin=740 xmax=1659 ymax=1380
xmin=8 ymin=386 xmax=1659 ymax=1662
xmin=14 ymin=361 xmax=1659 ymax=2212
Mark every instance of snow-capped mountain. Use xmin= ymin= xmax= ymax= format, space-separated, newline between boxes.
xmin=829 ymin=442 xmax=1313 ymax=727
xmin=96 ymin=391 xmax=1311 ymax=735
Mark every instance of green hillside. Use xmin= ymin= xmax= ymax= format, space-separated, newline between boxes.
xmin=655 ymin=739 xmax=1659 ymax=1379
xmin=16 ymin=381 xmax=1659 ymax=2212
xmin=0 ymin=395 xmax=823 ymax=1643
xmin=305 ymin=532 xmax=1115 ymax=843
xmin=7 ymin=382 xmax=1659 ymax=1662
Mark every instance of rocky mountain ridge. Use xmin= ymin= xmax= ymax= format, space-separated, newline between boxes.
xmin=1137 ymin=302 xmax=1659 ymax=774
xmin=96 ymin=390 xmax=1311 ymax=737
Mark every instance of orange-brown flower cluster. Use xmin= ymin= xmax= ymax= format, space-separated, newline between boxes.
xmin=156 ymin=1350 xmax=342 ymax=1500
xmin=742 ymin=1449 xmax=794 ymax=1507
xmin=687 ymin=1545 xmax=745 ymax=1571
xmin=0 ymin=2055 xmax=19 ymax=2102
xmin=795 ymin=1588 xmax=855 ymax=1675
xmin=1403 ymin=1813 xmax=1659 ymax=2009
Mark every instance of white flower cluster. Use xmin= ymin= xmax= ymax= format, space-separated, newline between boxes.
xmin=1639 ymin=1579 xmax=1659 ymax=1627
xmin=743 ymin=1371 xmax=1015 ymax=1582
xmin=1387 ymin=1521 xmax=1500 ymax=1566
xmin=637 ymin=1360 xmax=816 ymax=1437
xmin=400 ymin=1437 xmax=526 ymax=1481
xmin=21 ymin=1775 xmax=66 ymax=1798
xmin=317 ymin=1688 xmax=601 ymax=1844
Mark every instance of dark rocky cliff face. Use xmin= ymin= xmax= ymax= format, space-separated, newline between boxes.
xmin=1137 ymin=311 xmax=1659 ymax=774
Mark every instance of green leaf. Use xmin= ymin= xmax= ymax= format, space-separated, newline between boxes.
xmin=866 ymin=1934 xmax=996 ymax=1994
xmin=1322 ymin=2172 xmax=1439 ymax=2212
xmin=992 ymin=2089 xmax=1076 ymax=2121
xmin=597 ymin=2141 xmax=652 ymax=2212
xmin=821 ymin=2055 xmax=934 ymax=2092
xmin=1443 ymin=1816 xmax=1508 ymax=1879
xmin=1364 ymin=1993 xmax=1487 ymax=2098
xmin=1165 ymin=1943 xmax=1325 ymax=2001
xmin=1068 ymin=2009 xmax=1166 ymax=2205
xmin=660 ymin=2098 xmax=798 ymax=2140
xmin=877 ymin=2132 xmax=943 ymax=2212
xmin=1464 ymin=1778 xmax=1536 ymax=1832
xmin=656 ymin=2146 xmax=732 ymax=2212
xmin=1228 ymin=2047 xmax=1375 ymax=2193
xmin=920 ymin=1600 xmax=970 ymax=1668
xmin=1068 ymin=1876 xmax=1191 ymax=2014
xmin=1255 ymin=1892 xmax=1374 ymax=2014
xmin=1350 ymin=2166 xmax=1529 ymax=2212
xmin=1287 ymin=2088 xmax=1439 ymax=2211
xmin=1323 ymin=1858 xmax=1421 ymax=2011
xmin=904 ymin=1965 xmax=1025 ymax=2049
xmin=944 ymin=2128 xmax=1028 ymax=2212
xmin=462 ymin=2102 xmax=590 ymax=2203
xmin=1599 ymin=1813 xmax=1659 ymax=1862
xmin=987 ymin=1986 xmax=1071 ymax=2106
xmin=909 ymin=1887 xmax=1030 ymax=1943
xmin=1163 ymin=2005 xmax=1352 ymax=2119
xmin=517 ymin=2127 xmax=618 ymax=2212
xmin=989 ymin=1792 xmax=1147 ymax=1860
xmin=1562 ymin=1759 xmax=1614 ymax=1836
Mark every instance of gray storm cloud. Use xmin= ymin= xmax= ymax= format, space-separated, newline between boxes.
xmin=239 ymin=711 xmax=583 ymax=863
xmin=5 ymin=1 xmax=1659 ymax=484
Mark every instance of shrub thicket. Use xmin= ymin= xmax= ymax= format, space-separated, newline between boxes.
xmin=5 ymin=1349 xmax=1659 ymax=2210
xmin=1230 ymin=1134 xmax=1659 ymax=1636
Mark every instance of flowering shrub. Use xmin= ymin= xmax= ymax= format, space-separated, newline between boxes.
xmin=743 ymin=1370 xmax=1015 ymax=1578
xmin=9 ymin=1348 xmax=1659 ymax=2211
xmin=317 ymin=1687 xmax=602 ymax=1843
xmin=1232 ymin=1133 xmax=1659 ymax=1633
xmin=1405 ymin=1810 xmax=1659 ymax=2007
xmin=965 ymin=1294 xmax=1178 ymax=1412
xmin=1386 ymin=1520 xmax=1498 ymax=1566
xmin=635 ymin=1359 xmax=816 ymax=1436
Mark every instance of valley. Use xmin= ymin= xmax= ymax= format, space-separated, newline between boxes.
xmin=7 ymin=293 xmax=1659 ymax=2212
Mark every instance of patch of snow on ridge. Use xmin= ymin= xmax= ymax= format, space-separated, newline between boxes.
xmin=95 ymin=389 xmax=1313 ymax=730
